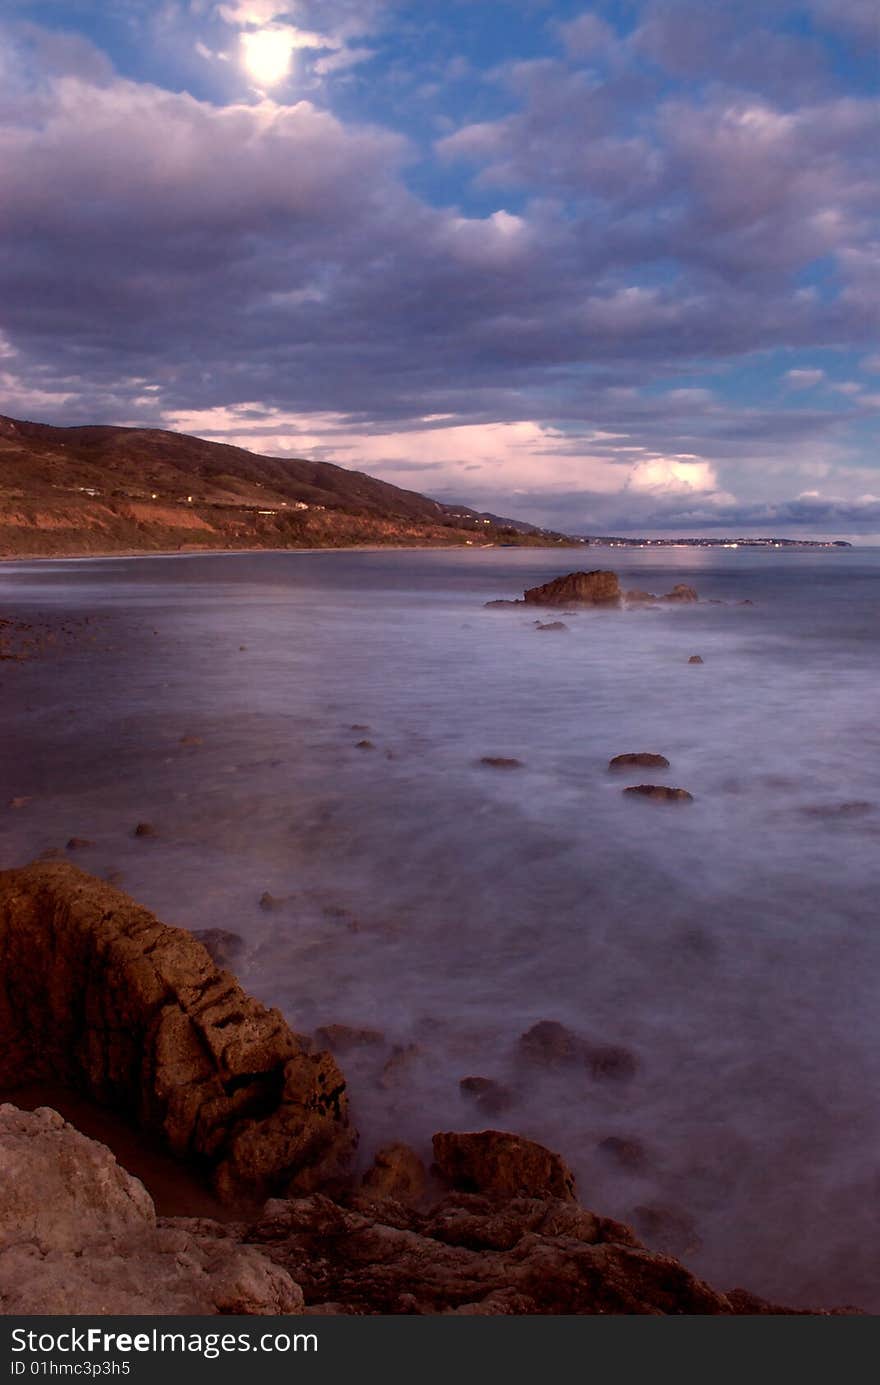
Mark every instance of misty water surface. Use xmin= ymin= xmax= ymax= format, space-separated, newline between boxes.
xmin=1 ymin=546 xmax=878 ymax=1308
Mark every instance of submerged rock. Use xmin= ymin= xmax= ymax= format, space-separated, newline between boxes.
xmin=623 ymin=785 xmax=694 ymax=803
xmin=315 ymin=1024 xmax=385 ymax=1053
xmin=597 ymin=1136 xmax=648 ymax=1172
xmin=518 ymin=1019 xmax=581 ymax=1067
xmin=533 ymin=620 xmax=569 ymax=632
xmin=192 ymin=927 xmax=244 ymax=967
xmin=459 ymin=1076 xmax=515 ymax=1116
xmin=523 ymin=570 xmax=621 ymax=607
xmin=608 ymin=752 xmax=670 ymax=771
xmin=0 ymin=861 xmax=355 ymax=1201
xmin=586 ymin=1044 xmax=639 ymax=1082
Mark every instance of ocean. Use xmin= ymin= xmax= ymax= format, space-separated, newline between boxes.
xmin=1 ymin=545 xmax=878 ymax=1309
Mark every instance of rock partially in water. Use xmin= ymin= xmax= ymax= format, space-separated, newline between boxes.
xmin=433 ymin=1130 xmax=577 ymax=1202
xmin=597 ymin=1136 xmax=648 ymax=1172
xmin=0 ymin=862 xmax=355 ymax=1202
xmin=623 ymin=784 xmax=694 ymax=803
xmin=315 ymin=1024 xmax=386 ymax=1054
xmin=65 ymin=837 xmax=95 ymax=851
xmin=630 ymin=1203 xmax=702 ymax=1258
xmin=459 ymin=1076 xmax=515 ymax=1116
xmin=479 ymin=756 xmax=522 ymax=769
xmin=133 ymin=821 xmax=157 ymax=838
xmin=662 ymin=585 xmax=699 ymax=603
xmin=586 ymin=1044 xmax=639 ymax=1082
xmin=193 ymin=927 xmax=244 ymax=968
xmin=517 ymin=1019 xmax=581 ymax=1067
xmin=533 ymin=621 xmax=569 ymax=632
xmin=688 ymin=655 xmax=704 ymax=664
xmin=523 ymin=571 xmax=621 ymax=607
xmin=608 ymin=752 xmax=670 ymax=771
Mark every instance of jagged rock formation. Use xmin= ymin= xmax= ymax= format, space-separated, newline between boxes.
xmin=523 ymin=570 xmax=622 ymax=606
xmin=0 ymin=861 xmax=355 ymax=1201
xmin=0 ymin=865 xmax=856 ymax=1315
xmin=0 ymin=1106 xmax=303 ymax=1314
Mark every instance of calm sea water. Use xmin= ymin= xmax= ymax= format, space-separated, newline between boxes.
xmin=1 ymin=546 xmax=878 ymax=1308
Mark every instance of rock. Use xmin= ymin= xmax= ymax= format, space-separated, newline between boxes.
xmin=630 ymin=1204 xmax=702 ymax=1257
xmin=484 ymin=599 xmax=523 ymax=608
xmin=597 ymin=1136 xmax=648 ymax=1171
xmin=192 ymin=928 xmax=244 ymax=967
xmin=523 ymin=571 xmax=621 ymax=607
xmin=0 ymin=1107 xmax=850 ymax=1315
xmin=355 ymin=740 xmax=375 ymax=750
xmin=533 ymin=621 xmax=569 ymax=632
xmin=133 ymin=821 xmax=157 ymax=837
xmin=379 ymin=1043 xmax=422 ymax=1089
xmin=0 ymin=1104 xmax=154 ymax=1252
xmin=315 ymin=1024 xmax=386 ymax=1054
xmin=361 ymin=1143 xmax=427 ymax=1204
xmin=258 ymin=891 xmax=290 ymax=912
xmin=350 ymin=724 xmax=371 ymax=731
xmin=518 ymin=1020 xmax=580 ymax=1066
xmin=459 ymin=1076 xmax=515 ymax=1116
xmin=586 ymin=1045 xmax=638 ymax=1082
xmin=623 ymin=785 xmax=694 ymax=803
xmin=433 ymin=1131 xmax=577 ymax=1202
xmin=8 ymin=797 xmax=31 ymax=809
xmin=608 ymin=752 xmax=670 ymax=771
xmin=479 ymin=757 xmax=522 ymax=769
xmin=0 ymin=1106 xmax=303 ymax=1315
xmin=688 ymin=655 xmax=704 ymax=664
xmin=65 ymin=837 xmax=95 ymax=851
xmin=624 ymin=589 xmax=656 ymax=603
xmin=0 ymin=862 xmax=355 ymax=1201
xmin=662 ymin=585 xmax=699 ymax=602
xmin=179 ymin=734 xmax=203 ymax=746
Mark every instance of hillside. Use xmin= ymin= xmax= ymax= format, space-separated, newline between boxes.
xmin=0 ymin=414 xmax=573 ymax=557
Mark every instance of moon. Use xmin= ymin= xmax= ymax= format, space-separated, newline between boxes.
xmin=241 ymin=29 xmax=294 ymax=87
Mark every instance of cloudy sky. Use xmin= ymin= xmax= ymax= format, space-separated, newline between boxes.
xmin=1 ymin=1 xmax=878 ymax=535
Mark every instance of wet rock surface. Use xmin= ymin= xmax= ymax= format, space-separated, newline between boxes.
xmin=0 ymin=867 xmax=859 ymax=1316
xmin=608 ymin=752 xmax=670 ymax=771
xmin=0 ymin=862 xmax=355 ymax=1202
xmin=623 ymin=785 xmax=694 ymax=803
xmin=523 ymin=570 xmax=621 ymax=607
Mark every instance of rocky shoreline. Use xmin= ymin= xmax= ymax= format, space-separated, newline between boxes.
xmin=0 ymin=862 xmax=856 ymax=1315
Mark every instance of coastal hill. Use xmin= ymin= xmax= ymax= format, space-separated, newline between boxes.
xmin=0 ymin=412 xmax=570 ymax=557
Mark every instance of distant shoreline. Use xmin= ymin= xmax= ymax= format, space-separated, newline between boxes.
xmin=0 ymin=538 xmax=858 ymax=565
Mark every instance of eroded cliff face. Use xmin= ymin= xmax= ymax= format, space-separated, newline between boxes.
xmin=0 ymin=862 xmax=355 ymax=1201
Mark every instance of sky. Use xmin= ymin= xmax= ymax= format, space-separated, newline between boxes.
xmin=0 ymin=1 xmax=878 ymax=536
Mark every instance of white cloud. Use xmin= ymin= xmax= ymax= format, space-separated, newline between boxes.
xmin=785 ymin=368 xmax=825 ymax=388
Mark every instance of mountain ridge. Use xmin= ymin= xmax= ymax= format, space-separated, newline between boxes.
xmin=0 ymin=413 xmax=573 ymax=557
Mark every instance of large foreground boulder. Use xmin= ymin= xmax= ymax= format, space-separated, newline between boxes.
xmin=0 ymin=1106 xmax=303 ymax=1314
xmin=523 ymin=570 xmax=621 ymax=606
xmin=0 ymin=862 xmax=355 ymax=1201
